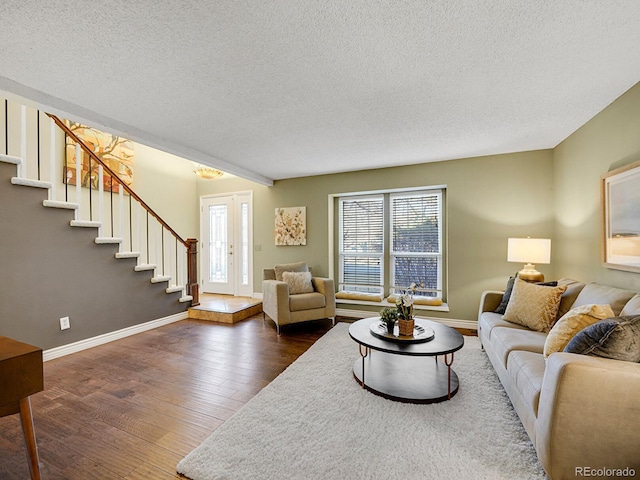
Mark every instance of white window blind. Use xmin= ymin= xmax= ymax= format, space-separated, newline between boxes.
xmin=390 ymin=191 xmax=442 ymax=297
xmin=339 ymin=196 xmax=384 ymax=294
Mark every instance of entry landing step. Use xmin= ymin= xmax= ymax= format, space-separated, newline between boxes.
xmin=188 ymin=294 xmax=262 ymax=324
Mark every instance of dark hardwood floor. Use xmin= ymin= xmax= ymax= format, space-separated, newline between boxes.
xmin=0 ymin=316 xmax=334 ymax=479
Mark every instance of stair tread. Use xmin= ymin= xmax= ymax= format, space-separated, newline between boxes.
xmin=43 ymin=200 xmax=79 ymax=210
xmin=11 ymin=177 xmax=52 ymax=189
xmin=134 ymin=264 xmax=157 ymax=272
xmin=151 ymin=275 xmax=172 ymax=283
xmin=115 ymin=252 xmax=141 ymax=258
xmin=95 ymin=237 xmax=123 ymax=244
xmin=70 ymin=220 xmax=102 ymax=228
xmin=0 ymin=154 xmax=22 ymax=165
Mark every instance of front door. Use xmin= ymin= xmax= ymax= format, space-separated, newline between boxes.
xmin=201 ymin=193 xmax=252 ymax=296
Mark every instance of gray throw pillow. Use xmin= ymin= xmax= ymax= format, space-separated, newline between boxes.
xmin=494 ymin=277 xmax=516 ymax=314
xmin=564 ymin=315 xmax=640 ymax=362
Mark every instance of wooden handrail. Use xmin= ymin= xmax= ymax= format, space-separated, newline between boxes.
xmin=48 ymin=114 xmax=188 ymax=247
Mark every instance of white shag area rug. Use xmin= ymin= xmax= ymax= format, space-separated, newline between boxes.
xmin=177 ymin=323 xmax=548 ymax=480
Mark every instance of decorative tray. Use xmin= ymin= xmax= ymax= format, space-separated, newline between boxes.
xmin=369 ymin=321 xmax=435 ymax=344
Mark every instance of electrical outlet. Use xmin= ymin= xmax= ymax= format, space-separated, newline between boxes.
xmin=254 ymin=244 xmax=262 ymax=251
xmin=59 ymin=316 xmax=70 ymax=330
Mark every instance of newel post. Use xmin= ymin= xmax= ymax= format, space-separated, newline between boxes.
xmin=186 ymin=238 xmax=200 ymax=306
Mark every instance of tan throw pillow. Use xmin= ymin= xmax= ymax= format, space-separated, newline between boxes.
xmin=543 ymin=304 xmax=615 ymax=358
xmin=282 ymin=271 xmax=314 ymax=295
xmin=274 ymin=261 xmax=309 ymax=281
xmin=503 ymin=278 xmax=567 ymax=332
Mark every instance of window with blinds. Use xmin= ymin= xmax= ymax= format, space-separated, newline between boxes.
xmin=337 ymin=188 xmax=444 ymax=299
xmin=339 ymin=196 xmax=384 ymax=294
xmin=390 ymin=191 xmax=442 ymax=297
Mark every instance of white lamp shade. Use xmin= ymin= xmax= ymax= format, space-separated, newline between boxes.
xmin=507 ymin=238 xmax=551 ymax=264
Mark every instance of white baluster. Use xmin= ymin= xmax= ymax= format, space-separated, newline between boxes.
xmin=19 ymin=105 xmax=26 ymax=177
xmin=178 ymin=244 xmax=185 ymax=292
xmin=168 ymin=236 xmax=174 ymax=287
xmin=136 ymin=201 xmax=142 ymax=263
xmin=154 ymin=220 xmax=159 ymax=271
xmin=75 ymin=143 xmax=81 ymax=219
xmin=177 ymin=243 xmax=182 ymax=288
xmin=118 ymin=182 xmax=124 ymax=252
xmin=98 ymin=165 xmax=104 ymax=237
xmin=49 ymin=118 xmax=56 ymax=200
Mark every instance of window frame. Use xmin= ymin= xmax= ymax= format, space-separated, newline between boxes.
xmin=338 ymin=194 xmax=385 ymax=295
xmin=330 ymin=185 xmax=446 ymax=304
xmin=389 ymin=190 xmax=443 ymax=298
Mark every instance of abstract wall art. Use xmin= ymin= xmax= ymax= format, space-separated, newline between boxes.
xmin=275 ymin=206 xmax=306 ymax=246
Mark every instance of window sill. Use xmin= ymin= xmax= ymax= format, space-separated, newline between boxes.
xmin=336 ymin=298 xmax=450 ymax=313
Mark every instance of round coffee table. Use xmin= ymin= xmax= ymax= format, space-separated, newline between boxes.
xmin=348 ymin=317 xmax=464 ymax=403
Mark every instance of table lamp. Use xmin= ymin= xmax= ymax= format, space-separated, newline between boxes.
xmin=507 ymin=237 xmax=551 ymax=282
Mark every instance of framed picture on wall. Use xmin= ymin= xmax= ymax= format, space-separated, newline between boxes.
xmin=603 ymin=160 xmax=640 ymax=272
xmin=64 ymin=120 xmax=134 ymax=193
xmin=275 ymin=206 xmax=306 ymax=245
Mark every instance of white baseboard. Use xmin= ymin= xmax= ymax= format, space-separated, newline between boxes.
xmin=335 ymin=307 xmax=477 ymax=331
xmin=43 ymin=311 xmax=189 ymax=361
xmin=253 ymin=292 xmax=263 ymax=299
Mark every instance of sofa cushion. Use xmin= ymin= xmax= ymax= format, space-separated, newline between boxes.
xmin=491 ymin=326 xmax=547 ymax=368
xmin=571 ymin=283 xmax=636 ymax=316
xmin=479 ymin=312 xmax=529 ymax=342
xmin=282 ymin=271 xmax=314 ymax=294
xmin=556 ymin=278 xmax=586 ymax=319
xmin=564 ymin=315 xmax=640 ymax=362
xmin=543 ymin=304 xmax=615 ymax=358
xmin=336 ymin=291 xmax=384 ymax=302
xmin=386 ymin=294 xmax=443 ymax=306
xmin=274 ymin=261 xmax=309 ymax=281
xmin=503 ymin=278 xmax=567 ymax=332
xmin=507 ymin=350 xmax=546 ymax=417
xmin=289 ymin=292 xmax=326 ymax=311
xmin=620 ymin=293 xmax=640 ymax=316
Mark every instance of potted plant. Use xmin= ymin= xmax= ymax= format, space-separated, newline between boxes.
xmin=396 ymin=283 xmax=418 ymax=336
xmin=379 ymin=307 xmax=398 ymax=334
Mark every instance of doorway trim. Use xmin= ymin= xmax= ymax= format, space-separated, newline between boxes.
xmin=200 ymin=191 xmax=253 ymax=297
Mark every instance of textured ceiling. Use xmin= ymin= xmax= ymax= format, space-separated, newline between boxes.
xmin=2 ymin=1 xmax=640 ymax=185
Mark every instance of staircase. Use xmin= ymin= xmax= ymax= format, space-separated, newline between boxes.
xmin=1 ymin=96 xmax=198 ymax=309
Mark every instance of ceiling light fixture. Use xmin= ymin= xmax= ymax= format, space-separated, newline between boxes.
xmin=193 ymin=165 xmax=224 ymax=180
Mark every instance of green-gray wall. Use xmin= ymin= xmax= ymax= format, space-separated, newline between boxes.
xmin=198 ymin=149 xmax=555 ymax=322
xmin=554 ymin=81 xmax=640 ymax=292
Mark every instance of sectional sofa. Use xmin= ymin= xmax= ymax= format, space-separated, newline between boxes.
xmin=478 ymin=278 xmax=640 ymax=480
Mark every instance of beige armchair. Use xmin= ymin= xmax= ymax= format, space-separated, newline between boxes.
xmin=262 ymin=262 xmax=336 ymax=335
